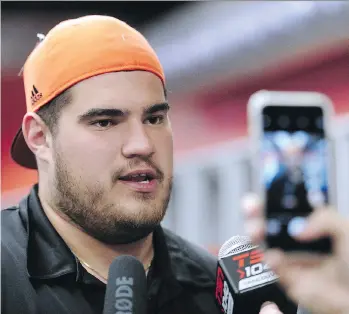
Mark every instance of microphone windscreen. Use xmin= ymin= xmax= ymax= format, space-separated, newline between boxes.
xmin=103 ymin=255 xmax=147 ymax=314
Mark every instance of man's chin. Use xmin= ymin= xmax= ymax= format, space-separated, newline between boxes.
xmin=86 ymin=221 xmax=159 ymax=245
xmin=119 ymin=190 xmax=159 ymax=204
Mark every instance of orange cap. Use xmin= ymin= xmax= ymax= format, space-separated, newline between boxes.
xmin=11 ymin=15 xmax=165 ymax=169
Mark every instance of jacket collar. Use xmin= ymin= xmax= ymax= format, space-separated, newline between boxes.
xmin=23 ymin=185 xmax=77 ymax=280
xmin=22 ymin=185 xmax=214 ymax=290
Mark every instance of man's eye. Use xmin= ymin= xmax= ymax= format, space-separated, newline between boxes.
xmin=146 ymin=116 xmax=164 ymax=125
xmin=91 ymin=119 xmax=114 ymax=128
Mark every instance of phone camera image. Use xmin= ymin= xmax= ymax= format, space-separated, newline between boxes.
xmin=261 ymin=106 xmax=332 ymax=253
xmin=278 ymin=115 xmax=290 ymax=128
xmin=316 ymin=116 xmax=323 ymax=129
xmin=264 ymin=114 xmax=271 ymax=128
xmin=296 ymin=116 xmax=309 ymax=128
xmin=263 ymin=131 xmax=328 ymax=213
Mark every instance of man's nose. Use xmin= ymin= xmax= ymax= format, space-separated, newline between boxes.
xmin=121 ymin=123 xmax=154 ymax=158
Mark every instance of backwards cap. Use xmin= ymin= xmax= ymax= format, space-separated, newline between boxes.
xmin=11 ymin=15 xmax=165 ymax=169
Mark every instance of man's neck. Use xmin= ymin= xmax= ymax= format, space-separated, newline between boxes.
xmin=39 ymin=194 xmax=154 ymax=283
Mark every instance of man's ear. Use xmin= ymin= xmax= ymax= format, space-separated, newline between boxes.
xmin=22 ymin=112 xmax=54 ymax=165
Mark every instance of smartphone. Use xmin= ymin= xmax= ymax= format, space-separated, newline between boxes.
xmin=247 ymin=90 xmax=335 ymax=253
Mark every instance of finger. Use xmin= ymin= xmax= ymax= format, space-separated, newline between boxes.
xmin=263 ymin=249 xmax=285 ymax=271
xmin=281 ymin=275 xmax=349 ymax=314
xmin=264 ymin=249 xmax=329 ymax=306
xmin=267 ymin=248 xmax=324 ymax=264
xmin=263 ymin=249 xmax=304 ymax=291
xmin=263 ymin=249 xmax=349 ymax=314
xmin=293 ymin=208 xmax=348 ymax=246
xmin=259 ymin=302 xmax=283 ymax=314
xmin=245 ymin=218 xmax=265 ymax=244
xmin=242 ymin=193 xmax=262 ymax=219
xmin=263 ymin=249 xmax=325 ymax=274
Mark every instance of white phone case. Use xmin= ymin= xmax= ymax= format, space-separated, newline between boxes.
xmin=247 ymin=90 xmax=336 ymax=248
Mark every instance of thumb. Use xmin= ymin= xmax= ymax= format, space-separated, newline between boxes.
xmin=294 ymin=209 xmax=347 ymax=245
xmin=259 ymin=302 xmax=283 ymax=314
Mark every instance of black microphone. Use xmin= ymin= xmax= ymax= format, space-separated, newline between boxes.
xmin=215 ymin=235 xmax=297 ymax=314
xmin=103 ymin=255 xmax=147 ymax=314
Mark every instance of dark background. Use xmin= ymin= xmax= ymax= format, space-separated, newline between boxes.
xmin=1 ymin=1 xmax=188 ymax=28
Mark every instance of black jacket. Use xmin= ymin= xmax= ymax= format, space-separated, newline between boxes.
xmin=1 ymin=185 xmax=221 ymax=314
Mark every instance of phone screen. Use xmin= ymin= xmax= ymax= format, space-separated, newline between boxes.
xmin=262 ymin=105 xmax=331 ymax=252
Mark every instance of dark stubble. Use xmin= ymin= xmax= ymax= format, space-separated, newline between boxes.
xmin=52 ymin=150 xmax=172 ymax=244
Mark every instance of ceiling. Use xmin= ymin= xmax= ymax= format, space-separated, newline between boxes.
xmin=2 ymin=1 xmax=349 ymax=95
xmin=1 ymin=1 xmax=188 ymax=29
xmin=1 ymin=1 xmax=188 ymax=75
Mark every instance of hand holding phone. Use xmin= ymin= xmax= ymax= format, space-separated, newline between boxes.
xmin=247 ymin=90 xmax=334 ymax=253
xmin=242 ymin=196 xmax=349 ymax=314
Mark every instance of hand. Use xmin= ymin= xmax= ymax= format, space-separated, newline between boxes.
xmin=259 ymin=302 xmax=283 ymax=314
xmin=242 ymin=194 xmax=349 ymax=314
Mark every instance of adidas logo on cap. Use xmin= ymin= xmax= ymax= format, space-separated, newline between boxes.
xmin=31 ymin=85 xmax=42 ymax=105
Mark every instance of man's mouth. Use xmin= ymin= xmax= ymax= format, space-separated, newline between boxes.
xmin=118 ymin=170 xmax=158 ymax=193
xmin=119 ymin=172 xmax=155 ymax=184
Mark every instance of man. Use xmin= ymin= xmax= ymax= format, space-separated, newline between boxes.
xmin=243 ymin=194 xmax=349 ymax=314
xmin=267 ymin=140 xmax=312 ymax=213
xmin=1 ymin=15 xmax=288 ymax=314
xmin=2 ymin=15 xmax=222 ymax=314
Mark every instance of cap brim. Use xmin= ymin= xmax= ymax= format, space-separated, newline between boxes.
xmin=11 ymin=127 xmax=38 ymax=169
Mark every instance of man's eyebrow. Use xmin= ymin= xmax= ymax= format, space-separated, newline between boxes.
xmin=78 ymin=108 xmax=128 ymax=121
xmin=78 ymin=102 xmax=170 ymax=121
xmin=144 ymin=102 xmax=170 ymax=115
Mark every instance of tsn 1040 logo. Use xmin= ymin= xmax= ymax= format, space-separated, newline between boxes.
xmin=232 ymin=249 xmax=278 ymax=291
xmin=233 ymin=249 xmax=266 ymax=279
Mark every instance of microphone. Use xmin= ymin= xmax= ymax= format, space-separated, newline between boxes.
xmin=103 ymin=255 xmax=147 ymax=314
xmin=215 ymin=235 xmax=297 ymax=314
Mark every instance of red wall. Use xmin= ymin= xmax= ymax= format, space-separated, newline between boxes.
xmin=171 ymin=54 xmax=348 ymax=156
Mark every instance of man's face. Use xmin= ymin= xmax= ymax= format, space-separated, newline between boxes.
xmin=49 ymin=71 xmax=173 ymax=244
xmin=283 ymin=142 xmax=303 ymax=171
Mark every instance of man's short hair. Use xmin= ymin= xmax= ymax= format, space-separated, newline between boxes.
xmin=36 ymin=89 xmax=72 ymax=135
